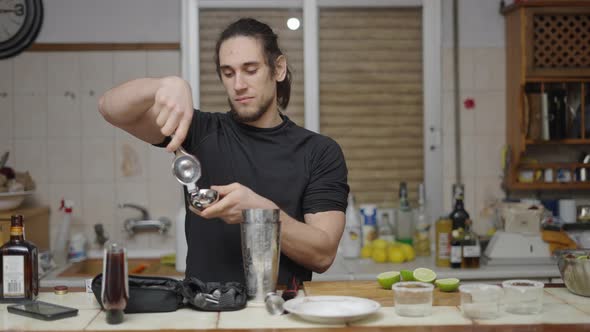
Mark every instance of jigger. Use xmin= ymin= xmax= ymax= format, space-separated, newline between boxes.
xmin=171 ymin=145 xmax=219 ymax=210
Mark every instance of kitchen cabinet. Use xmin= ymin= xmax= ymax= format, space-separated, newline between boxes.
xmin=502 ymin=1 xmax=590 ymax=191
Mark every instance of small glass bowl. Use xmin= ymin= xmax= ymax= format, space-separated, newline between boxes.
xmin=392 ymin=281 xmax=434 ymax=317
xmin=502 ymin=279 xmax=544 ymax=314
xmin=459 ymin=284 xmax=502 ymax=319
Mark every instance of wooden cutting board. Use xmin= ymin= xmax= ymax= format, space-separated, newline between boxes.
xmin=303 ymin=280 xmax=460 ymax=307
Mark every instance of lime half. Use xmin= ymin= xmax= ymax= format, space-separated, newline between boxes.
xmin=400 ymin=269 xmax=415 ymax=281
xmin=377 ymin=271 xmax=401 ymax=289
xmin=435 ymin=278 xmax=460 ymax=292
xmin=413 ymin=267 xmax=437 ymax=283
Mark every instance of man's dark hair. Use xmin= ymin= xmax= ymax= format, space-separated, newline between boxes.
xmin=215 ymin=18 xmax=292 ymax=110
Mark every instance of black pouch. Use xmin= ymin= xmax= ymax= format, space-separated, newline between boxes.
xmin=179 ymin=276 xmax=247 ymax=312
xmin=91 ymin=274 xmax=247 ymax=313
xmin=92 ymin=274 xmax=184 ymax=313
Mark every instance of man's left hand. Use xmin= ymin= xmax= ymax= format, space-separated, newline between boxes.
xmin=189 ymin=183 xmax=277 ymax=224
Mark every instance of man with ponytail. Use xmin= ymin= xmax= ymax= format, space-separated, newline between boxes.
xmin=98 ymin=18 xmax=348 ymax=284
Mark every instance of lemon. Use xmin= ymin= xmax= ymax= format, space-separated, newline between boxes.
xmin=400 ymin=244 xmax=416 ymax=261
xmin=376 ymin=271 xmax=401 ymax=289
xmin=360 ymin=245 xmax=373 ymax=258
xmin=372 ymin=248 xmax=388 ymax=263
xmin=435 ymin=278 xmax=460 ymax=292
xmin=388 ymin=247 xmax=405 ymax=263
xmin=413 ymin=267 xmax=437 ymax=283
xmin=400 ymin=269 xmax=415 ymax=281
xmin=372 ymin=239 xmax=389 ymax=249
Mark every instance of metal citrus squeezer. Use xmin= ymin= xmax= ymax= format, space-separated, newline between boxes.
xmin=171 ymin=145 xmax=219 ymax=210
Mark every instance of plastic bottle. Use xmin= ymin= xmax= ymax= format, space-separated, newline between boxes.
xmin=342 ymin=193 xmax=362 ymax=258
xmin=53 ymin=199 xmax=73 ymax=267
xmin=413 ymin=183 xmax=431 ymax=256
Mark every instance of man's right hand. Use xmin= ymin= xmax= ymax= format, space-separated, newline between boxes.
xmin=153 ymin=77 xmax=194 ymax=152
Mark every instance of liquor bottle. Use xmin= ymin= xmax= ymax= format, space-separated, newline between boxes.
xmin=0 ymin=215 xmax=39 ymax=302
xmin=462 ymin=219 xmax=480 ymax=268
xmin=450 ymin=228 xmax=463 ymax=269
xmin=396 ymin=182 xmax=414 ymax=245
xmin=450 ymin=184 xmax=470 ymax=231
xmin=413 ymin=183 xmax=431 ymax=256
xmin=342 ymin=193 xmax=362 ymax=258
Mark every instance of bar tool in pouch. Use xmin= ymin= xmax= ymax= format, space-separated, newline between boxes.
xmin=171 ymin=145 xmax=219 ymax=210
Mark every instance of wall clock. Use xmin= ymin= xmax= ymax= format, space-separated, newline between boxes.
xmin=0 ymin=0 xmax=43 ymax=60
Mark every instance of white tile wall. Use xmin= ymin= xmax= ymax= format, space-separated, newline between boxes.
xmin=1 ymin=50 xmax=181 ymax=254
xmin=441 ymin=46 xmax=507 ymax=233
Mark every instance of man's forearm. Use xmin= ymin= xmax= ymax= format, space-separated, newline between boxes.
xmin=98 ymin=77 xmax=161 ymax=125
xmin=278 ymin=211 xmax=339 ymax=273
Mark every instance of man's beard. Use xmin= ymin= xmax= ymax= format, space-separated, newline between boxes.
xmin=228 ymin=96 xmax=274 ymax=123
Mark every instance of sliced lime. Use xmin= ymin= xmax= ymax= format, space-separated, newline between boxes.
xmin=435 ymin=278 xmax=460 ymax=292
xmin=576 ymin=255 xmax=589 ymax=260
xmin=400 ymin=269 xmax=415 ymax=281
xmin=376 ymin=271 xmax=401 ymax=289
xmin=413 ymin=267 xmax=437 ymax=283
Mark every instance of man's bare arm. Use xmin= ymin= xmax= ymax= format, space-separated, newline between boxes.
xmin=98 ymin=76 xmax=193 ymax=151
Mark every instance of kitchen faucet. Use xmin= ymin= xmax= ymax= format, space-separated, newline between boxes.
xmin=119 ymin=203 xmax=171 ymax=236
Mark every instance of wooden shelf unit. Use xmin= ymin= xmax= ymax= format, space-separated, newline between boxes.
xmin=503 ymin=1 xmax=590 ymax=191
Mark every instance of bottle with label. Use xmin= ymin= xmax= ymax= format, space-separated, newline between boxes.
xmin=462 ymin=219 xmax=480 ymax=268
xmin=359 ymin=204 xmax=378 ymax=247
xmin=413 ymin=183 xmax=430 ymax=256
xmin=435 ymin=217 xmax=452 ymax=267
xmin=396 ymin=182 xmax=414 ymax=245
xmin=450 ymin=228 xmax=463 ymax=269
xmin=342 ymin=193 xmax=362 ymax=258
xmin=0 ymin=215 xmax=39 ymax=302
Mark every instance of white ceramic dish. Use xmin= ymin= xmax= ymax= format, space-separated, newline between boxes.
xmin=0 ymin=191 xmax=34 ymax=211
xmin=283 ymin=296 xmax=380 ymax=324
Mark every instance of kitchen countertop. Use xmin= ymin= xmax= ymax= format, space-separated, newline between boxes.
xmin=42 ymin=254 xmax=561 ymax=288
xmin=4 ymin=281 xmax=590 ymax=331
xmin=312 ymin=255 xmax=561 ymax=282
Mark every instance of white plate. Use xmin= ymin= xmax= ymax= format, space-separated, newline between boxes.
xmin=283 ymin=296 xmax=380 ymax=324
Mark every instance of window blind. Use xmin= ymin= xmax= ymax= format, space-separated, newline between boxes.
xmin=319 ymin=8 xmax=424 ymax=206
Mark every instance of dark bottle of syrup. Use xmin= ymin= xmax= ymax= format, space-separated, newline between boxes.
xmin=0 ymin=215 xmax=39 ymax=302
xmin=101 ymin=243 xmax=128 ymax=324
xmin=462 ymin=219 xmax=480 ymax=268
xmin=449 ymin=184 xmax=469 ymax=269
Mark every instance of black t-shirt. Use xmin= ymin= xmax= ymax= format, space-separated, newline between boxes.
xmin=158 ymin=110 xmax=349 ymax=284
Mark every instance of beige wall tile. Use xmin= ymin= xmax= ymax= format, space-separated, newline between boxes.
xmin=80 ymin=52 xmax=113 ymax=97
xmin=0 ymin=95 xmax=13 ymax=139
xmin=474 ymin=48 xmax=505 ymax=91
xmin=47 ymin=139 xmax=82 ymax=183
xmin=475 ymin=91 xmax=506 ymax=136
xmin=47 ymin=52 xmax=80 ymax=96
xmin=0 ymin=57 xmax=13 ymax=94
xmin=459 ymin=48 xmax=475 ymax=92
xmin=13 ymin=53 xmax=47 ymax=95
xmin=47 ymin=95 xmax=82 ymax=138
xmin=147 ymin=51 xmax=181 ymax=77
xmin=113 ymin=51 xmax=147 ymax=86
xmin=82 ymin=138 xmax=115 ymax=182
xmin=474 ymin=135 xmax=504 ymax=178
xmin=82 ymin=182 xmax=116 ymax=226
xmin=13 ymin=138 xmax=48 ymax=183
xmin=13 ymin=94 xmax=47 ymax=138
